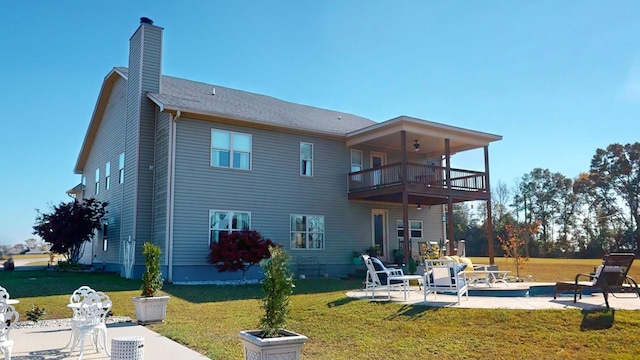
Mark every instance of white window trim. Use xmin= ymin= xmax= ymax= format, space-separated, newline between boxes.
xmin=119 ymin=153 xmax=125 ymax=184
xmin=300 ymin=142 xmax=314 ymax=177
xmin=95 ymin=168 xmax=100 ymax=195
xmin=351 ymin=149 xmax=363 ymax=172
xmin=105 ymin=162 xmax=111 ymax=190
xmin=290 ymin=214 xmax=325 ymax=250
xmin=208 ymin=210 xmax=252 ymax=246
xmin=396 ymin=220 xmax=423 ymax=240
xmin=210 ymin=129 xmax=253 ymax=170
xmin=102 ymin=222 xmax=109 ymax=252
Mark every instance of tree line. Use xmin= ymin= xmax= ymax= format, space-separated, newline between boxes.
xmin=457 ymin=142 xmax=640 ymax=258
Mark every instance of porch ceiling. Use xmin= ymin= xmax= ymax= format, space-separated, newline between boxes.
xmin=345 ymin=116 xmax=502 ymax=157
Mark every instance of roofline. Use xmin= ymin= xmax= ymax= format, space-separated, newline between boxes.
xmin=346 ymin=115 xmax=502 ymax=143
xmin=146 ymin=93 xmax=348 ymax=139
xmin=74 ymin=68 xmax=128 ymax=174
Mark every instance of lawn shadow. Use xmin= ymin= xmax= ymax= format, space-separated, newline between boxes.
xmin=580 ymin=308 xmax=615 ymax=330
xmin=386 ymin=304 xmax=441 ymax=320
xmin=327 ymin=297 xmax=360 ymax=307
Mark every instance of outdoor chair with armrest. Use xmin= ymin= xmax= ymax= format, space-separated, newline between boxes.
xmin=423 ymin=259 xmax=469 ymax=305
xmin=69 ymin=291 xmax=112 ymax=360
xmin=362 ymin=255 xmax=416 ymax=300
xmin=67 ymin=286 xmax=97 ymax=349
xmin=0 ymin=303 xmax=19 ymax=360
xmin=555 ymin=252 xmax=640 ymax=308
xmin=448 ymin=256 xmax=492 ymax=286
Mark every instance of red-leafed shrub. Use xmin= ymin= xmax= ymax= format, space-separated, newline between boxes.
xmin=208 ymin=229 xmax=275 ymax=280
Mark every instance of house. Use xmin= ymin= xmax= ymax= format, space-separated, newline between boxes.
xmin=69 ymin=18 xmax=502 ymax=282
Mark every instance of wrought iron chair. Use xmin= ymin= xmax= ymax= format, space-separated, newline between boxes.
xmin=69 ymin=291 xmax=112 ymax=359
xmin=0 ymin=303 xmax=19 ymax=360
xmin=67 ymin=286 xmax=97 ymax=348
xmin=0 ymin=287 xmax=10 ymax=304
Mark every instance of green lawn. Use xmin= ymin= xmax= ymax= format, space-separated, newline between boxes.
xmin=2 ymin=259 xmax=640 ymax=360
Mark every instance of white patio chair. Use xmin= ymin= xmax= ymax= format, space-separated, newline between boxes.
xmin=69 ymin=291 xmax=112 ymax=360
xmin=362 ymin=254 xmax=406 ymax=299
xmin=423 ymin=259 xmax=469 ymax=305
xmin=67 ymin=286 xmax=97 ymax=348
xmin=0 ymin=287 xmax=9 ymax=304
xmin=0 ymin=303 xmax=19 ymax=360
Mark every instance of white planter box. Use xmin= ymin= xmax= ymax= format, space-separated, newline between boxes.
xmin=132 ymin=296 xmax=170 ymax=325
xmin=238 ymin=329 xmax=307 ymax=360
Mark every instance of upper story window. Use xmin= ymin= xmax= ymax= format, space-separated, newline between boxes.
xmin=300 ymin=142 xmax=313 ymax=176
xmin=351 ymin=149 xmax=363 ymax=172
xmin=95 ymin=168 xmax=100 ymax=195
xmin=211 ymin=130 xmax=252 ymax=170
xmin=119 ymin=153 xmax=125 ymax=184
xmin=290 ymin=214 xmax=324 ymax=250
xmin=209 ymin=210 xmax=251 ymax=245
xmin=105 ymin=162 xmax=111 ymax=190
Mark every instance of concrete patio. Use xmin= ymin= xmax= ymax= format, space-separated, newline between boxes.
xmin=346 ymin=282 xmax=640 ymax=310
xmin=10 ymin=321 xmax=210 ymax=360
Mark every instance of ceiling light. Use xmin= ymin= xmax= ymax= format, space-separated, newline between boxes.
xmin=413 ymin=140 xmax=420 ymax=152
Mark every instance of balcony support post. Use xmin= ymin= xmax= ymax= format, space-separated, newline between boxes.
xmin=485 ymin=145 xmax=495 ymax=264
xmin=445 ymin=139 xmax=455 ymax=256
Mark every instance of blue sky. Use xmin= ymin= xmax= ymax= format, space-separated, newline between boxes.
xmin=1 ymin=1 xmax=639 ymax=246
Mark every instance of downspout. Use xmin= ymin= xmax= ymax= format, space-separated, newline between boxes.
xmin=166 ymin=110 xmax=180 ymax=282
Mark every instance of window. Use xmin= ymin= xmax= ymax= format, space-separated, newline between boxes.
xmin=81 ymin=176 xmax=86 ymax=198
xmin=351 ymin=149 xmax=363 ymax=172
xmin=105 ymin=162 xmax=111 ymax=190
xmin=119 ymin=153 xmax=125 ymax=184
xmin=300 ymin=142 xmax=313 ymax=176
xmin=102 ymin=222 xmax=108 ymax=251
xmin=95 ymin=168 xmax=100 ymax=195
xmin=396 ymin=220 xmax=423 ymax=250
xmin=209 ymin=210 xmax=251 ymax=245
xmin=211 ymin=130 xmax=251 ymax=169
xmin=290 ymin=215 xmax=324 ymax=250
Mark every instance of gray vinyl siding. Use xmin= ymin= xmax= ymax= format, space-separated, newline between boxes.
xmin=167 ymin=117 xmax=440 ymax=280
xmin=152 ymin=111 xmax=170 ymax=251
xmin=136 ymin=24 xmax=162 ymax=257
xmin=125 ymin=23 xmax=164 ymax=265
xmin=122 ymin=30 xmax=141 ymax=255
xmin=82 ymin=77 xmax=128 ymax=264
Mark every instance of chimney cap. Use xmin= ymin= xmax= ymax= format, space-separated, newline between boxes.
xmin=140 ymin=17 xmax=154 ymax=25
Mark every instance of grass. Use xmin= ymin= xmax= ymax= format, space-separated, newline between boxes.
xmin=2 ymin=258 xmax=640 ymax=359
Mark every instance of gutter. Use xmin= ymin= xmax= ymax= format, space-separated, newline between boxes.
xmin=166 ymin=110 xmax=180 ymax=282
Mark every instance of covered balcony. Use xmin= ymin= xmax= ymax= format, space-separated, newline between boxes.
xmin=345 ymin=116 xmax=502 ymax=262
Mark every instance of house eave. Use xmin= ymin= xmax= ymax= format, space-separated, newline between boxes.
xmin=74 ymin=68 xmax=129 ymax=174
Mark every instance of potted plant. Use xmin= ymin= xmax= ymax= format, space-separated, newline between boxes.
xmin=132 ymin=242 xmax=170 ymax=324
xmin=238 ymin=245 xmax=308 ymax=360
xmin=366 ymin=245 xmax=381 ymax=257
xmin=352 ymin=251 xmax=362 ymax=265
xmin=393 ymin=249 xmax=405 ymax=266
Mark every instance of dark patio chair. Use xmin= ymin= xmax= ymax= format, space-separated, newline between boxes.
xmin=555 ymin=253 xmax=640 ymax=308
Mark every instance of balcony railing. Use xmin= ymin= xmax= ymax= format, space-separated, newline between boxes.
xmin=348 ymin=162 xmax=487 ymax=193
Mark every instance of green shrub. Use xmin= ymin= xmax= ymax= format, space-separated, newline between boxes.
xmin=140 ymin=242 xmax=163 ymax=297
xmin=259 ymin=245 xmax=294 ymax=338
xmin=26 ymin=305 xmax=46 ymax=323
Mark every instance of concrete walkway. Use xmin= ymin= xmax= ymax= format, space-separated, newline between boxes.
xmin=346 ymin=282 xmax=640 ymax=310
xmin=11 ymin=321 xmax=210 ymax=360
